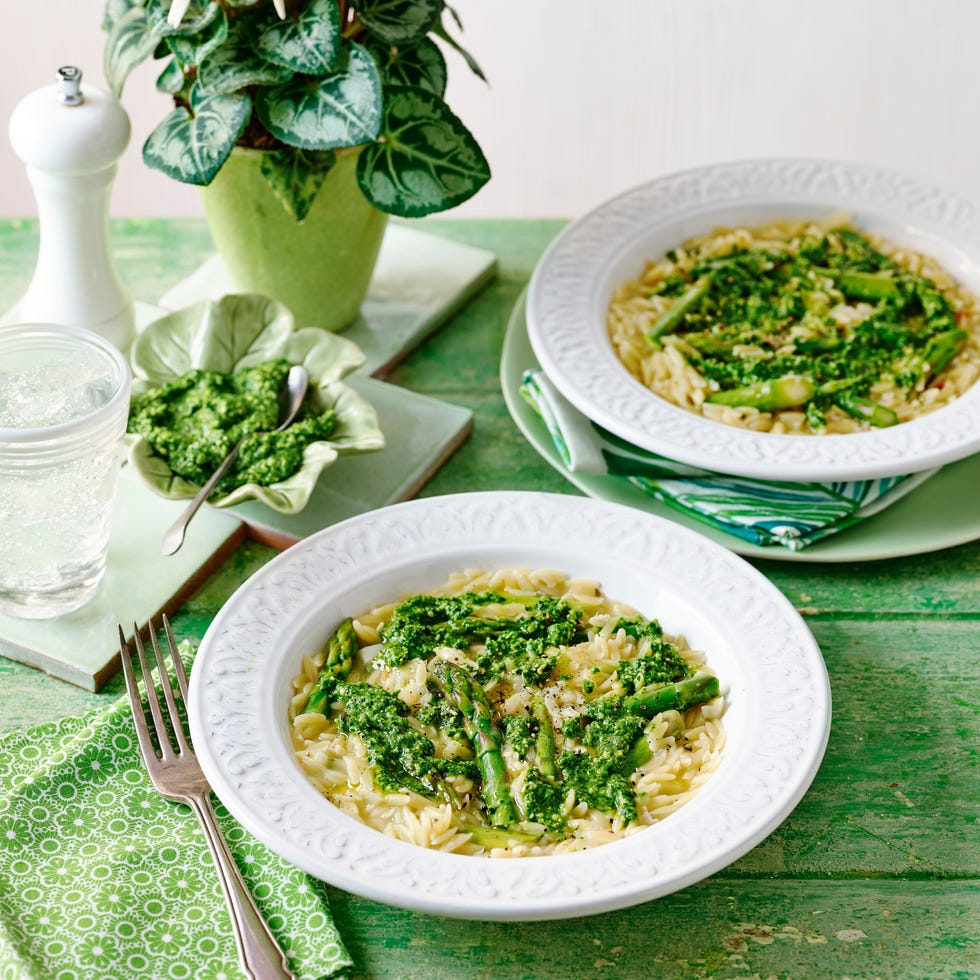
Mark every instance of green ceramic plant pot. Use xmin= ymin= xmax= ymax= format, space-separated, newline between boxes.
xmin=200 ymin=147 xmax=388 ymax=333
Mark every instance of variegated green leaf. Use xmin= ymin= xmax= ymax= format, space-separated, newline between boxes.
xmin=357 ymin=85 xmax=489 ymax=217
xmin=155 ymin=58 xmax=187 ymax=95
xmin=354 ymin=0 xmax=443 ymax=44
xmin=198 ymin=12 xmax=292 ymax=94
xmin=252 ymin=0 xmax=341 ymax=74
xmin=166 ymin=5 xmax=228 ymax=68
xmin=364 ymin=36 xmax=447 ymax=96
xmin=254 ymin=42 xmax=382 ymax=151
xmin=260 ymin=148 xmax=337 ymax=221
xmin=103 ymin=0 xmax=145 ymax=30
xmin=104 ymin=3 xmax=161 ymax=98
xmin=434 ymin=17 xmax=486 ymax=82
xmin=143 ymin=87 xmax=251 ymax=185
xmin=146 ymin=0 xmax=221 ymax=37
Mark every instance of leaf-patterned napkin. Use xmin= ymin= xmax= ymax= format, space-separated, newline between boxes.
xmin=521 ymin=369 xmax=937 ymax=551
xmin=0 ymin=648 xmax=351 ymax=980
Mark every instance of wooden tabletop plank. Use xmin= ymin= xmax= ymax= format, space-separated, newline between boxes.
xmin=326 ymin=879 xmax=978 ymax=980
xmin=758 ymin=544 xmax=980 ymax=615
xmin=738 ymin=617 xmax=979 ymax=877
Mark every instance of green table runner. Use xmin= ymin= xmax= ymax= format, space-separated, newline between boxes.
xmin=520 ymin=369 xmax=937 ymax=551
xmin=0 ymin=645 xmax=350 ymax=980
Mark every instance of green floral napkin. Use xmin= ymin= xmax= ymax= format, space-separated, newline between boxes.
xmin=521 ymin=368 xmax=937 ymax=551
xmin=0 ymin=651 xmax=351 ymax=980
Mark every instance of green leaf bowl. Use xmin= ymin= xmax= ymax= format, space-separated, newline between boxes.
xmin=126 ymin=293 xmax=385 ymax=512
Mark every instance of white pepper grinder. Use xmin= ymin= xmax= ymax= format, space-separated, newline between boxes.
xmin=8 ymin=66 xmax=134 ymax=351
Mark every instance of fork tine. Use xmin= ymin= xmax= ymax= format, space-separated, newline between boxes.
xmin=163 ymin=615 xmax=191 ymax=703
xmin=133 ymin=622 xmax=175 ymax=762
xmin=150 ymin=617 xmax=190 ymax=754
xmin=119 ymin=625 xmax=160 ymax=766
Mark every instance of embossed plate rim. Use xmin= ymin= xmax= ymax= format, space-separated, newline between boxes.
xmin=188 ymin=491 xmax=830 ymax=921
xmin=526 ymin=157 xmax=980 ymax=481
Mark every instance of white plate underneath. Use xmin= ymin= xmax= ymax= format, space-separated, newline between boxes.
xmin=504 ymin=289 xmax=980 ymax=563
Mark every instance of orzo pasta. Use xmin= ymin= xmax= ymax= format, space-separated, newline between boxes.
xmin=289 ymin=568 xmax=725 ymax=857
xmin=607 ymin=217 xmax=980 ymax=435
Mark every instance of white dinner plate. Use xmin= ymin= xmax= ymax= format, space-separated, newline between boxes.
xmin=525 ymin=158 xmax=980 ymax=481
xmin=189 ymin=491 xmax=830 ymax=920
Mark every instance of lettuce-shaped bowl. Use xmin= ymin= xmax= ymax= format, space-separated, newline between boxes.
xmin=126 ymin=294 xmax=385 ymax=513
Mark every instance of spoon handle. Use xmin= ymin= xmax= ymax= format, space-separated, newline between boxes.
xmin=161 ymin=440 xmax=243 ymax=556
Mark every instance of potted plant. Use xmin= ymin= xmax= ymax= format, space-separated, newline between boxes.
xmin=103 ymin=0 xmax=490 ymax=331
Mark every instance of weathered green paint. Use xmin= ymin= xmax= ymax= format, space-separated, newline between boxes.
xmin=1 ymin=218 xmax=976 ymax=979
xmin=325 ymin=881 xmax=978 ymax=980
xmin=734 ymin=618 xmax=980 ymax=878
xmin=757 ymin=542 xmax=980 ymax=615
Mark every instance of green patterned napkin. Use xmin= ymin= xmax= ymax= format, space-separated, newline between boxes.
xmin=521 ymin=369 xmax=937 ymax=551
xmin=0 ymin=647 xmax=351 ymax=980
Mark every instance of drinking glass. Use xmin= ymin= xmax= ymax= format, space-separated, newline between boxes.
xmin=0 ymin=323 xmax=131 ymax=618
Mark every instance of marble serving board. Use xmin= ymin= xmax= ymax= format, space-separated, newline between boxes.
xmin=0 ymin=223 xmax=495 ymax=689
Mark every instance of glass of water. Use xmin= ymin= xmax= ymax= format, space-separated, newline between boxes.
xmin=0 ymin=323 xmax=131 ymax=619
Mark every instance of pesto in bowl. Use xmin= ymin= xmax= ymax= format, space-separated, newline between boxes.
xmin=125 ymin=294 xmax=384 ymax=513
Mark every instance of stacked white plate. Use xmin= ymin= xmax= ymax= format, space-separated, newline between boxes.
xmin=525 ymin=158 xmax=980 ymax=483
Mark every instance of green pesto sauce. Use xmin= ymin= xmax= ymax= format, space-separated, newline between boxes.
xmin=128 ymin=359 xmax=336 ymax=495
xmin=522 ymin=766 xmax=566 ymax=832
xmin=375 ymin=590 xmax=584 ymax=685
xmin=311 ymin=595 xmax=716 ymax=843
xmin=616 ymin=636 xmax=691 ymax=693
xmin=650 ymin=227 xmax=968 ymax=424
xmin=337 ymin=683 xmax=441 ymax=796
xmin=502 ymin=714 xmax=534 ymax=758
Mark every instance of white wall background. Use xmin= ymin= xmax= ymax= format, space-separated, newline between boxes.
xmin=2 ymin=0 xmax=979 ymax=219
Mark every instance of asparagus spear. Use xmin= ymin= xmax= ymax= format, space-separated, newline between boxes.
xmin=459 ymin=822 xmax=541 ymax=849
xmin=431 ymin=660 xmax=519 ymax=828
xmin=896 ymin=328 xmax=967 ymax=390
xmin=302 ymin=618 xmax=357 ymax=715
xmin=837 ymin=270 xmax=902 ymax=301
xmin=531 ymin=694 xmax=557 ymax=780
xmin=811 ymin=255 xmax=903 ymax=301
xmin=588 ymin=674 xmax=720 ymax=720
xmin=627 ymin=674 xmax=720 ymax=717
xmin=626 ymin=731 xmax=653 ymax=771
xmin=422 ymin=772 xmax=463 ymax=809
xmin=706 ymin=375 xmax=815 ymax=411
xmin=921 ymin=328 xmax=968 ymax=378
xmin=645 ymin=275 xmax=713 ymax=346
xmin=832 ymin=390 xmax=898 ymax=428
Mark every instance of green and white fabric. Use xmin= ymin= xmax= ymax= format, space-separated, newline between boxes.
xmin=0 ymin=645 xmax=351 ymax=980
xmin=521 ymin=369 xmax=937 ymax=551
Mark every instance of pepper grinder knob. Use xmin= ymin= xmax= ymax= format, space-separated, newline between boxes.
xmin=8 ymin=66 xmax=134 ymax=351
xmin=56 ymin=66 xmax=84 ymax=106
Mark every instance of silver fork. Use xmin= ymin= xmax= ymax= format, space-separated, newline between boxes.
xmin=119 ymin=617 xmax=295 ymax=980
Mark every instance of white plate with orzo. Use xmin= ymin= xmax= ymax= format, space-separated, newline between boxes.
xmin=188 ymin=491 xmax=829 ymax=921
xmin=526 ymin=158 xmax=980 ymax=481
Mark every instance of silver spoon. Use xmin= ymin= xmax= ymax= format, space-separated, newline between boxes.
xmin=161 ymin=364 xmax=309 ymax=556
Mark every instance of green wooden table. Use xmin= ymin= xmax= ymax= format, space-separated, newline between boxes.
xmin=1 ymin=218 xmax=977 ymax=979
